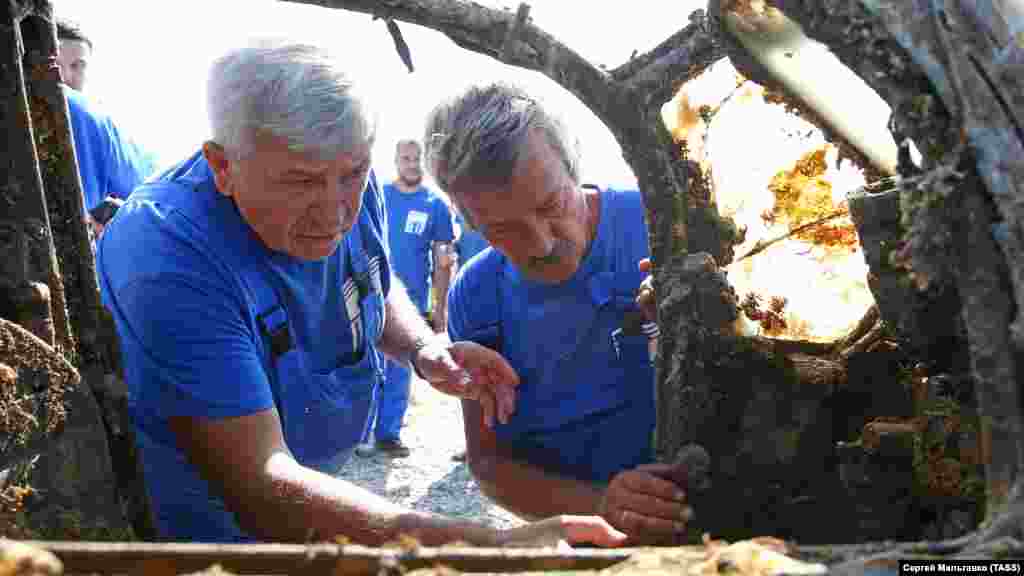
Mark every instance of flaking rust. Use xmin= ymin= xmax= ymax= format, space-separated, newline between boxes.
xmin=0 ymin=317 xmax=77 ymax=451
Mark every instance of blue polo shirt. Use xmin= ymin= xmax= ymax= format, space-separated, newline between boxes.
xmin=96 ymin=151 xmax=390 ymax=541
xmin=384 ymin=184 xmax=455 ymax=313
xmin=447 ymin=187 xmax=655 ymax=483
xmin=64 ymin=86 xmax=156 ymax=211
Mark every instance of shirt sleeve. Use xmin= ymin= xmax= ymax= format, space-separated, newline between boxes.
xmin=98 ymin=205 xmax=274 ymax=421
xmin=113 ymin=275 xmax=275 ymax=420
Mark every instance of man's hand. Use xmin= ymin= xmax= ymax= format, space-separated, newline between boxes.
xmin=599 ymin=463 xmax=692 ymax=545
xmin=413 ymin=339 xmax=519 ymax=428
xmin=637 ymin=258 xmax=655 ymax=322
xmin=86 ymin=216 xmax=106 ymax=241
xmin=498 ymin=515 xmax=627 ymax=548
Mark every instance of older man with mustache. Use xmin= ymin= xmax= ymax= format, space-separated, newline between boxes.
xmin=427 ymin=82 xmax=691 ymax=545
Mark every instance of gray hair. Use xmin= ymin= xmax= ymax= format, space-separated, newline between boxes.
xmin=423 ymin=82 xmax=580 ymax=227
xmin=207 ymin=40 xmax=377 ymax=160
xmin=395 ymin=138 xmax=421 ymax=154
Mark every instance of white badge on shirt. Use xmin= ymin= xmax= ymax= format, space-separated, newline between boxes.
xmin=404 ymin=211 xmax=428 ymax=235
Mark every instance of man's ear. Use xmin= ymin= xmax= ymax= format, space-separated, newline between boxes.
xmin=202 ymin=141 xmax=234 ymax=197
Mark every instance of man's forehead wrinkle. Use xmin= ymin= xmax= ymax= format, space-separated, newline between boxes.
xmin=269 ymin=143 xmax=369 ymax=173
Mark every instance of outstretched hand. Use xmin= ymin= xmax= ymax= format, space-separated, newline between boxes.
xmin=498 ymin=515 xmax=628 ymax=548
xmin=413 ymin=339 xmax=519 ymax=428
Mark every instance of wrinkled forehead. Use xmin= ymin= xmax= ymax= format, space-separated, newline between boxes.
xmin=458 ymin=145 xmax=570 ymax=222
xmin=59 ymin=39 xmax=91 ymax=60
xmin=396 ymin=141 xmax=421 ymax=157
xmin=251 ymin=130 xmax=371 ymax=171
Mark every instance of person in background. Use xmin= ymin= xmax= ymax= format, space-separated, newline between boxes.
xmin=57 ymin=18 xmax=157 ymax=238
xmin=426 ymin=82 xmax=691 ymax=545
xmin=55 ymin=18 xmax=90 ymax=92
xmin=358 ymin=139 xmax=456 ymax=458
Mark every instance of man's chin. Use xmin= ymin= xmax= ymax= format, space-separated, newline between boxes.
xmin=521 ymin=262 xmax=577 ymax=285
xmin=291 ymin=234 xmax=344 ymax=261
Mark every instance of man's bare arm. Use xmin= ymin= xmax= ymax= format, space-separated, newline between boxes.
xmin=460 ymin=400 xmax=604 ymax=520
xmin=377 ymin=276 xmax=518 ymax=426
xmin=170 ymin=410 xmax=626 ymax=546
xmin=377 ymin=274 xmax=436 ymax=366
xmin=169 ymin=410 xmax=498 ymax=545
xmin=461 ymin=400 xmax=690 ymax=543
xmin=431 ymin=242 xmax=455 ymax=332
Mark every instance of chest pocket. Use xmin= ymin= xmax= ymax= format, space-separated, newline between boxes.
xmin=493 ymin=266 xmax=655 ymax=438
xmin=591 ymin=270 xmax=658 ymax=370
xmin=246 ymin=219 xmax=385 ymax=474
xmin=557 ymin=270 xmax=654 ymax=401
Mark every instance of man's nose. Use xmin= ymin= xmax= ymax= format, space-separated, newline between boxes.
xmin=316 ymin=179 xmax=353 ymax=223
xmin=522 ymin=219 xmax=554 ymax=260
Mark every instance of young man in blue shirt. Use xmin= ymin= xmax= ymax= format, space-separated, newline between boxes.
xmin=56 ymin=18 xmax=90 ymax=93
xmin=64 ymin=88 xmax=155 ymax=228
xmin=425 ymin=83 xmax=689 ymax=545
xmin=96 ymin=41 xmax=623 ymax=547
xmin=57 ymin=19 xmax=157 ymax=237
xmin=359 ymin=140 xmax=456 ymax=457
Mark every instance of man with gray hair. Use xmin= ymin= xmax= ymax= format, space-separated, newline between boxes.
xmin=427 ymin=82 xmax=691 ymax=545
xmin=96 ymin=41 xmax=624 ymax=546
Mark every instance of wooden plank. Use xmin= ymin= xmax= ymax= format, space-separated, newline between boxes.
xmin=24 ymin=541 xmax=636 ymax=575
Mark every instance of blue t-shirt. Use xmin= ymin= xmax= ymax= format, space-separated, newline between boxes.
xmin=64 ymin=87 xmax=156 ymax=211
xmin=96 ymin=151 xmax=391 ymax=541
xmin=384 ymin=184 xmax=455 ymax=314
xmin=447 ymin=187 xmax=655 ymax=483
xmin=454 ymin=212 xmax=490 ymax=267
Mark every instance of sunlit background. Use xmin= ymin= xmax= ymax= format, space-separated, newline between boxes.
xmin=56 ymin=0 xmax=893 ymax=342
xmin=53 ymin=0 xmax=694 ymax=186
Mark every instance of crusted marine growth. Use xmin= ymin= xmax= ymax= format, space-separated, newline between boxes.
xmin=849 ymin=364 xmax=985 ymax=536
xmin=891 ymin=166 xmax=963 ymax=291
xmin=0 ymin=364 xmax=38 ymax=447
xmin=35 ymin=508 xmax=135 ymax=541
xmin=0 ymin=317 xmax=77 ymax=454
xmin=26 ymin=89 xmax=80 ymax=367
xmin=0 ymin=454 xmax=40 ymax=540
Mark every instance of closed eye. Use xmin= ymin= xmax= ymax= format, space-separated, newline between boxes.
xmin=539 ymin=195 xmax=563 ymax=216
xmin=487 ymin=225 xmax=508 ymax=237
xmin=280 ymin=169 xmax=322 ymax=186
